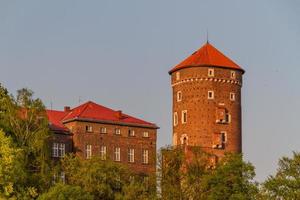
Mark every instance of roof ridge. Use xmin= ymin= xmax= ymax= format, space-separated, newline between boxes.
xmin=77 ymin=101 xmax=92 ymax=118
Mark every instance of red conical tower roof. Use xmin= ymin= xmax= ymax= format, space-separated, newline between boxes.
xmin=169 ymin=42 xmax=244 ymax=74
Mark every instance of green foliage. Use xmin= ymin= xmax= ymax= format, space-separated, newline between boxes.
xmin=61 ymin=155 xmax=156 ymax=200
xmin=262 ymin=152 xmax=300 ymax=200
xmin=158 ymin=147 xmax=258 ymax=200
xmin=37 ymin=183 xmax=94 ymax=200
xmin=0 ymin=85 xmax=52 ymax=196
xmin=203 ymin=153 xmax=258 ymax=200
xmin=0 ymin=129 xmax=26 ymax=198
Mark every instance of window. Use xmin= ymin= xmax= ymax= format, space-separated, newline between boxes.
xmin=114 ymin=147 xmax=121 ymax=161
xmin=208 ymin=91 xmax=214 ymax=99
xmin=208 ymin=68 xmax=214 ymax=77
xmin=143 ymin=131 xmax=149 ymax=138
xmin=173 ymin=112 xmax=178 ymax=126
xmin=52 ymin=143 xmax=65 ymax=158
xmin=60 ymin=172 xmax=65 ymax=184
xmin=100 ymin=127 xmax=107 ymax=134
xmin=230 ymin=93 xmax=235 ymax=101
xmin=59 ymin=143 xmax=65 ymax=157
xmin=128 ymin=148 xmax=135 ymax=163
xmin=216 ymin=108 xmax=231 ymax=124
xmin=128 ymin=129 xmax=135 ymax=137
xmin=177 ymin=91 xmax=182 ymax=102
xmin=221 ymin=131 xmax=227 ymax=143
xmin=100 ymin=146 xmax=107 ymax=160
xmin=213 ymin=132 xmax=227 ymax=149
xmin=115 ymin=128 xmax=121 ymax=135
xmin=182 ymin=110 xmax=187 ymax=124
xmin=230 ymin=71 xmax=236 ymax=79
xmin=176 ymin=72 xmax=180 ymax=80
xmin=142 ymin=149 xmax=149 ymax=164
xmin=86 ymin=144 xmax=92 ymax=159
xmin=86 ymin=125 xmax=93 ymax=132
xmin=52 ymin=143 xmax=59 ymax=157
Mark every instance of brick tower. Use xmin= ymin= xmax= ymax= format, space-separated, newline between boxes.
xmin=169 ymin=42 xmax=244 ymax=160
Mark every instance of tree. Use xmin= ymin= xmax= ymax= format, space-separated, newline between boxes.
xmin=262 ymin=152 xmax=300 ymax=200
xmin=37 ymin=183 xmax=94 ymax=200
xmin=61 ymin=155 xmax=156 ymax=200
xmin=202 ymin=153 xmax=258 ymax=200
xmin=0 ymin=86 xmax=52 ymax=195
xmin=0 ymin=129 xmax=27 ymax=199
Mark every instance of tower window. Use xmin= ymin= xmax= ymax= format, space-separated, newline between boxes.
xmin=208 ymin=68 xmax=214 ymax=77
xmin=230 ymin=92 xmax=235 ymax=101
xmin=221 ymin=131 xmax=227 ymax=143
xmin=182 ymin=110 xmax=187 ymax=124
xmin=216 ymin=108 xmax=231 ymax=123
xmin=173 ymin=112 xmax=178 ymax=126
xmin=208 ymin=91 xmax=214 ymax=99
xmin=230 ymin=71 xmax=236 ymax=79
xmin=177 ymin=91 xmax=182 ymax=102
xmin=176 ymin=72 xmax=180 ymax=80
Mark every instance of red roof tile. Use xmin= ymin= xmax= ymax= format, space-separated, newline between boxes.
xmin=169 ymin=42 xmax=244 ymax=74
xmin=46 ymin=110 xmax=69 ymax=132
xmin=46 ymin=101 xmax=158 ymax=130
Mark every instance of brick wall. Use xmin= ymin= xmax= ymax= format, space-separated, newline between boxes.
xmin=171 ymin=66 xmax=243 ymax=159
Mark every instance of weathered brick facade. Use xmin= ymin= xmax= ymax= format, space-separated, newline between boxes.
xmin=47 ymin=101 xmax=158 ymax=175
xmin=169 ymin=42 xmax=244 ymax=160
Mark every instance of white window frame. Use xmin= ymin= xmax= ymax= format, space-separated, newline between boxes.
xmin=128 ymin=148 xmax=135 ymax=163
xmin=100 ymin=127 xmax=107 ymax=134
xmin=177 ymin=91 xmax=182 ymax=102
xmin=230 ymin=92 xmax=235 ymax=101
xmin=208 ymin=68 xmax=214 ymax=77
xmin=176 ymin=72 xmax=180 ymax=80
xmin=86 ymin=144 xmax=92 ymax=159
xmin=142 ymin=149 xmax=149 ymax=164
xmin=115 ymin=128 xmax=121 ymax=135
xmin=182 ymin=110 xmax=187 ymax=124
xmin=221 ymin=131 xmax=227 ymax=143
xmin=100 ymin=145 xmax=107 ymax=160
xmin=230 ymin=71 xmax=236 ymax=79
xmin=173 ymin=112 xmax=178 ymax=126
xmin=52 ymin=143 xmax=59 ymax=157
xmin=59 ymin=143 xmax=65 ymax=157
xmin=208 ymin=91 xmax=214 ymax=100
xmin=86 ymin=125 xmax=93 ymax=133
xmin=114 ymin=147 xmax=121 ymax=161
xmin=142 ymin=131 xmax=149 ymax=138
xmin=128 ymin=129 xmax=135 ymax=137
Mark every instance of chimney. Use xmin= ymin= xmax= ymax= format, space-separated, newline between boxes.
xmin=115 ymin=110 xmax=123 ymax=119
xmin=64 ymin=106 xmax=71 ymax=112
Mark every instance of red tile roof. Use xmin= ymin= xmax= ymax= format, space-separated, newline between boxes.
xmin=169 ymin=42 xmax=244 ymax=74
xmin=47 ymin=101 xmax=158 ymax=131
xmin=47 ymin=110 xmax=69 ymax=132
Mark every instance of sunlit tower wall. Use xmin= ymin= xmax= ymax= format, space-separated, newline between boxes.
xmin=169 ymin=42 xmax=245 ymax=160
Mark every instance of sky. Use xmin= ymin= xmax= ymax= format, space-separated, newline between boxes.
xmin=0 ymin=0 xmax=299 ymax=182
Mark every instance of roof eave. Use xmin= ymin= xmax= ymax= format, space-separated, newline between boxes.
xmin=168 ymin=64 xmax=245 ymax=75
xmin=62 ymin=117 xmax=159 ymax=129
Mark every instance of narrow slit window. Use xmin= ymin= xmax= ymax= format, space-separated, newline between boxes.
xmin=208 ymin=91 xmax=214 ymax=99
xmin=208 ymin=68 xmax=214 ymax=77
xmin=182 ymin=110 xmax=187 ymax=124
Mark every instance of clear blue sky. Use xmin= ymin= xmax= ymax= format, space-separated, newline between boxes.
xmin=1 ymin=0 xmax=299 ymax=182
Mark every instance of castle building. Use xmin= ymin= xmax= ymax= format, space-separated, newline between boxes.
xmin=47 ymin=101 xmax=158 ymax=175
xmin=169 ymin=42 xmax=244 ymax=160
